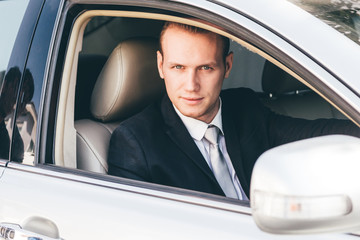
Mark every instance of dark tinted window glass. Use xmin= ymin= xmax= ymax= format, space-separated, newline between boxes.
xmin=0 ymin=0 xmax=29 ymax=160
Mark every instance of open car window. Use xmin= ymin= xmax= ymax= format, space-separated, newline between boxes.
xmin=51 ymin=8 xmax=355 ymax=203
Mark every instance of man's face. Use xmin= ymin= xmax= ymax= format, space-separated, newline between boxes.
xmin=157 ymin=26 xmax=233 ymax=123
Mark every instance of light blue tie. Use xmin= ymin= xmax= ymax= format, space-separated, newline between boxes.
xmin=204 ymin=126 xmax=238 ymax=198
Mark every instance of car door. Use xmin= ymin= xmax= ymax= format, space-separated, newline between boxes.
xmin=1 ymin=0 xmax=360 ymax=239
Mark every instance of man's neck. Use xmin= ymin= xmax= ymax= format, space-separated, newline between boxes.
xmin=172 ymin=98 xmax=224 ymax=141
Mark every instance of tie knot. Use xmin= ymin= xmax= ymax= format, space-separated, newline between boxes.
xmin=204 ymin=126 xmax=220 ymax=145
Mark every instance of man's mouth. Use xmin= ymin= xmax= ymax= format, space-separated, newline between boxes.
xmin=181 ymin=97 xmax=204 ymax=105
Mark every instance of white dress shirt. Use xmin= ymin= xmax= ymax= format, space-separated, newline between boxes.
xmin=173 ymin=100 xmax=248 ymax=200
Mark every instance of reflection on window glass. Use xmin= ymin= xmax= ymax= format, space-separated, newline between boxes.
xmin=0 ymin=67 xmax=35 ymax=164
xmin=14 ymin=69 xmax=36 ymax=165
xmin=0 ymin=0 xmax=29 ymax=84
xmin=0 ymin=67 xmax=22 ymax=161
xmin=287 ymin=0 xmax=360 ymax=45
xmin=0 ymin=0 xmax=29 ymax=161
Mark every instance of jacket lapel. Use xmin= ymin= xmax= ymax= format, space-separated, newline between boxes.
xmin=160 ymin=95 xmax=221 ymax=187
xmin=221 ymin=96 xmax=250 ymax=197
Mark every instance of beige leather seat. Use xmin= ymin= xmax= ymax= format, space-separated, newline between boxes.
xmin=261 ymin=60 xmax=344 ymax=120
xmin=75 ymin=37 xmax=165 ymax=173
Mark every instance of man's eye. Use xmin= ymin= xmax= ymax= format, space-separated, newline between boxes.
xmin=174 ymin=65 xmax=183 ymax=69
xmin=201 ymin=66 xmax=212 ymax=70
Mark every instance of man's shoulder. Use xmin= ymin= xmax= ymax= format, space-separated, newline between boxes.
xmin=221 ymin=87 xmax=257 ymax=99
xmin=113 ymin=100 xmax=164 ymax=135
xmin=221 ymin=87 xmax=261 ymax=107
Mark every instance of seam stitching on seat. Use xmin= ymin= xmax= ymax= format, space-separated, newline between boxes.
xmin=105 ymin=44 xmax=124 ymax=120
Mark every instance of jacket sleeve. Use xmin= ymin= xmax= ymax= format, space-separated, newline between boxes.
xmin=264 ymin=104 xmax=360 ymax=148
xmin=107 ymin=124 xmax=151 ymax=181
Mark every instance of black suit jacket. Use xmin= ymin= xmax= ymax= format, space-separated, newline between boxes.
xmin=108 ymin=88 xmax=358 ymax=198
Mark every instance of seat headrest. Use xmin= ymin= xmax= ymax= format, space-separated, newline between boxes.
xmin=262 ymin=60 xmax=308 ymax=94
xmin=90 ymin=37 xmax=165 ymax=122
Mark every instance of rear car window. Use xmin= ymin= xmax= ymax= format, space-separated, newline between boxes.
xmin=0 ymin=0 xmax=29 ymax=160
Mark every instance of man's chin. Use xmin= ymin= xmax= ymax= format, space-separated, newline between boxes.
xmin=179 ymin=109 xmax=202 ymax=119
xmin=180 ymin=109 xmax=210 ymax=122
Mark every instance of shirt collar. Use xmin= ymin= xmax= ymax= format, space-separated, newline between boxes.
xmin=173 ymin=98 xmax=223 ymax=141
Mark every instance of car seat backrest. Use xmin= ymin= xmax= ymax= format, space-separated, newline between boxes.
xmin=261 ymin=60 xmax=344 ymax=120
xmin=75 ymin=37 xmax=165 ymax=173
xmin=262 ymin=60 xmax=308 ymax=95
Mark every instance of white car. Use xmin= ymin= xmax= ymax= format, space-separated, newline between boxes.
xmin=1 ymin=0 xmax=360 ymax=239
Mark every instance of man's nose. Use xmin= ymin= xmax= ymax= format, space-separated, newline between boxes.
xmin=184 ymin=70 xmax=200 ymax=92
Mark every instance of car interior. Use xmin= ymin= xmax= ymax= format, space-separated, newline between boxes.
xmin=56 ymin=13 xmax=346 ymax=177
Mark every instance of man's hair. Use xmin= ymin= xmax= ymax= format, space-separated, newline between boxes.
xmin=159 ymin=21 xmax=230 ymax=62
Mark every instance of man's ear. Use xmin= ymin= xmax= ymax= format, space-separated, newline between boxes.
xmin=157 ymin=50 xmax=165 ymax=79
xmin=224 ymin=52 xmax=234 ymax=78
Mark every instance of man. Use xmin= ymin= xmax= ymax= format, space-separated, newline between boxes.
xmin=108 ymin=22 xmax=359 ymax=200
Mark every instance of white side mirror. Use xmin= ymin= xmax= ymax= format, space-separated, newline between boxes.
xmin=250 ymin=135 xmax=360 ymax=234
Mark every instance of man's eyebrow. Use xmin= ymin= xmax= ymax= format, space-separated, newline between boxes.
xmin=167 ymin=62 xmax=184 ymax=65
xmin=168 ymin=61 xmax=219 ymax=65
xmin=165 ymin=61 xmax=221 ymax=67
xmin=201 ymin=62 xmax=219 ymax=66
